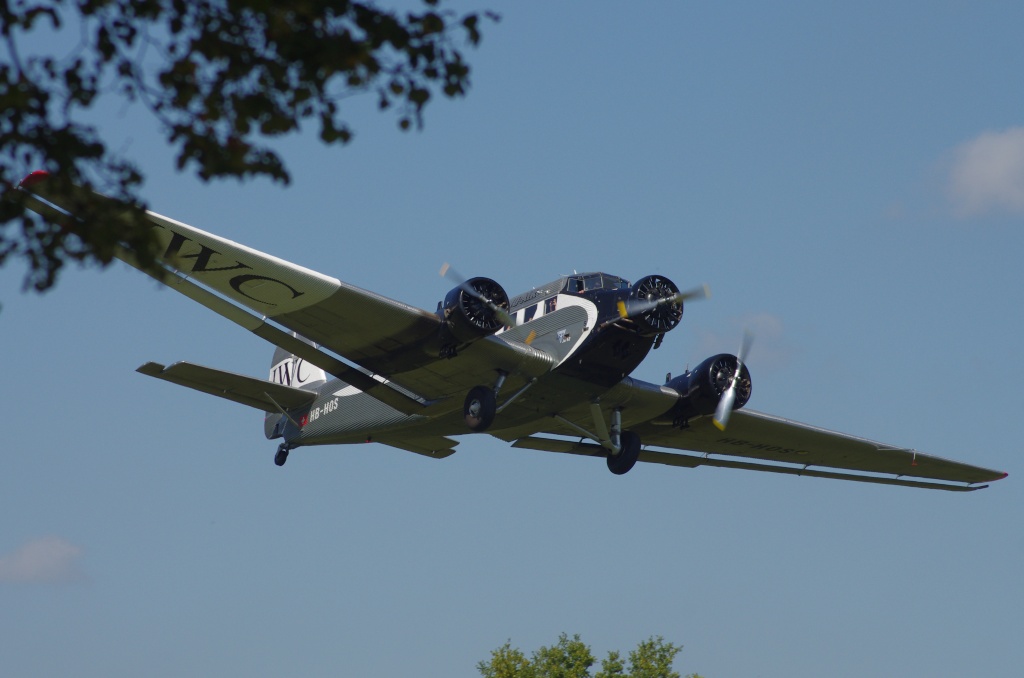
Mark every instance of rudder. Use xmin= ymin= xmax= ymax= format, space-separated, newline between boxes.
xmin=264 ymin=337 xmax=327 ymax=439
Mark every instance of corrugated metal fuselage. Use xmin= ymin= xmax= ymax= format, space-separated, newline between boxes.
xmin=277 ymin=273 xmax=669 ymax=449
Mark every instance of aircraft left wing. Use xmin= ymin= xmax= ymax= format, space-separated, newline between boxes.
xmin=635 ymin=409 xmax=1006 ymax=490
xmin=498 ymin=379 xmax=1007 ymax=491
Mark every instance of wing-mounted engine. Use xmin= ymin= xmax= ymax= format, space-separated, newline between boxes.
xmin=437 ymin=276 xmax=510 ymax=354
xmin=664 ymin=353 xmax=752 ymax=426
xmin=627 ymin=275 xmax=684 ymax=336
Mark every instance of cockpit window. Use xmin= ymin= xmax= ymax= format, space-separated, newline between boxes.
xmin=568 ymin=274 xmax=630 ymax=293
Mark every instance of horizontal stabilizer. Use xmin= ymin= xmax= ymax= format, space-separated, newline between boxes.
xmin=377 ymin=437 xmax=459 ymax=459
xmin=138 ymin=361 xmax=317 ymax=413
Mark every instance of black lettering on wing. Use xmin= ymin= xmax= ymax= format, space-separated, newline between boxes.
xmin=230 ymin=274 xmax=304 ymax=306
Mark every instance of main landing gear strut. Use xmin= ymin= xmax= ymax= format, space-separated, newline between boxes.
xmin=553 ymin=404 xmax=642 ymax=475
xmin=463 ymin=371 xmax=539 ymax=433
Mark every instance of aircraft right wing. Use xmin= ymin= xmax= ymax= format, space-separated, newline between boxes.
xmin=18 ymin=173 xmax=554 ymax=412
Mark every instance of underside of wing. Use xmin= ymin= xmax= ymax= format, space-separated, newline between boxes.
xmin=511 ymin=435 xmax=996 ymax=491
xmin=497 ymin=375 xmax=1007 ymax=491
xmin=633 ymin=409 xmax=1006 ymax=487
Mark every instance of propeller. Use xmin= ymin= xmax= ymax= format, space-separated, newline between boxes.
xmin=712 ymin=330 xmax=753 ymax=431
xmin=617 ymin=283 xmax=711 ymax=320
xmin=440 ymin=263 xmax=516 ymax=328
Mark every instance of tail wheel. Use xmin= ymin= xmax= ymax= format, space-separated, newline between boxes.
xmin=464 ymin=385 xmax=497 ymax=432
xmin=607 ymin=431 xmax=641 ymax=475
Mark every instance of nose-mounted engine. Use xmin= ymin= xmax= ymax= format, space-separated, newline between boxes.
xmin=624 ymin=275 xmax=685 ymax=337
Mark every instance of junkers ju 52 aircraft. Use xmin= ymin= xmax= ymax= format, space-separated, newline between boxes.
xmin=18 ymin=171 xmax=1007 ymax=491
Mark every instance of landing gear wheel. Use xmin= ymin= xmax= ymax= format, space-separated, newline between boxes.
xmin=274 ymin=444 xmax=290 ymax=467
xmin=607 ymin=431 xmax=641 ymax=475
xmin=464 ymin=385 xmax=497 ymax=432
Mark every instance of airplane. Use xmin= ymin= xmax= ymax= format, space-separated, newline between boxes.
xmin=16 ymin=170 xmax=1008 ymax=491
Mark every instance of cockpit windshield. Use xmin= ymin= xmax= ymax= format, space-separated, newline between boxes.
xmin=567 ymin=273 xmax=630 ymax=293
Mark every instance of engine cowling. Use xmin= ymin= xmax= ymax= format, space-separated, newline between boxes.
xmin=630 ymin=274 xmax=684 ymax=336
xmin=439 ymin=277 xmax=510 ymax=345
xmin=665 ymin=353 xmax=752 ymax=424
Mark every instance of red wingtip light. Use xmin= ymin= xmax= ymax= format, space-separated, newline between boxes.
xmin=19 ymin=170 xmax=50 ymax=189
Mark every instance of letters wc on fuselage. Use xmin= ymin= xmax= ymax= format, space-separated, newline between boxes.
xmin=270 ymin=356 xmax=325 ymax=390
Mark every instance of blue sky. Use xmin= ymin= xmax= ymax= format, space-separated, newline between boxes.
xmin=3 ymin=2 xmax=1023 ymax=676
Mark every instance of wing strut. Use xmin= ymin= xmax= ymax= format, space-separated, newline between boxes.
xmin=262 ymin=391 xmax=304 ymax=429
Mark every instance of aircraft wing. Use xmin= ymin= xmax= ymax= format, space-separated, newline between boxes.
xmin=20 ymin=175 xmax=441 ymax=363
xmin=500 ymin=380 xmax=1007 ymax=491
xmin=18 ymin=174 xmax=553 ymax=409
xmin=632 ymin=409 xmax=1006 ymax=489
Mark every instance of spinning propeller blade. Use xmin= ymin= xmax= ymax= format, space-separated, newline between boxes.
xmin=440 ymin=263 xmax=515 ymax=327
xmin=713 ymin=330 xmax=753 ymax=431
xmin=618 ymin=283 xmax=711 ymax=319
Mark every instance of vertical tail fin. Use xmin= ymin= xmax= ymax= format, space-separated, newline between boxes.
xmin=264 ymin=336 xmax=327 ymax=439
